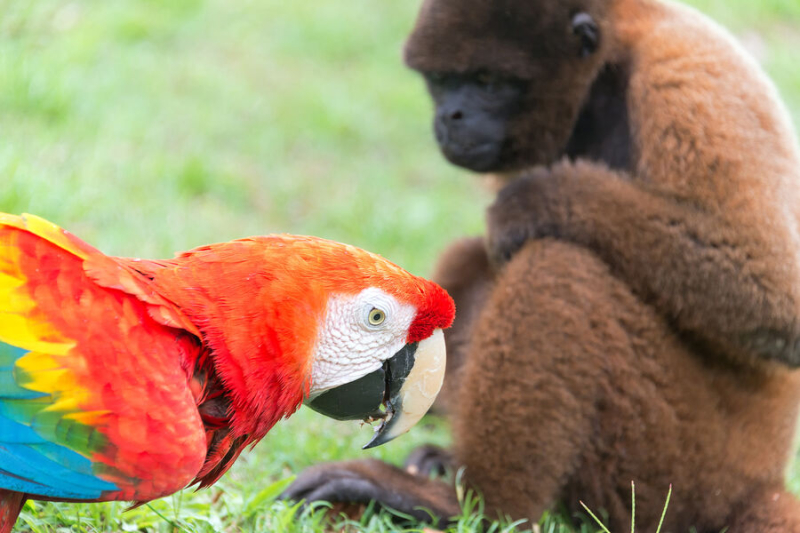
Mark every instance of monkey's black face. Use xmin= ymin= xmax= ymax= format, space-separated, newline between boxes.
xmin=406 ymin=0 xmax=609 ymax=173
xmin=425 ymin=73 xmax=526 ymax=172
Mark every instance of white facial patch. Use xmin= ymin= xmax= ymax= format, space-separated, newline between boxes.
xmin=309 ymin=287 xmax=417 ymax=395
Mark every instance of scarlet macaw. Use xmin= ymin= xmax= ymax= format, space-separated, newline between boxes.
xmin=0 ymin=213 xmax=454 ymax=531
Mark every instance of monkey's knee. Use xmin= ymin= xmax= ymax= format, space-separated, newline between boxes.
xmin=487 ymin=239 xmax=627 ymax=324
xmin=452 ymin=243 xmax=613 ymax=515
xmin=453 ymin=241 xmax=658 ymax=521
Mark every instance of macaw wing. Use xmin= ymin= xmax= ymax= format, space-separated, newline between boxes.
xmin=0 ymin=214 xmax=207 ymax=501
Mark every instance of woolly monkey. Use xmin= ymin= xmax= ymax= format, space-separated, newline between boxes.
xmin=283 ymin=0 xmax=800 ymax=530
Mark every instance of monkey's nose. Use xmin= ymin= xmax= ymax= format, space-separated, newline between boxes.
xmin=437 ymin=103 xmax=464 ymax=126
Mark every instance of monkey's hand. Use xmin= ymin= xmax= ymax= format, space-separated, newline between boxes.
xmin=280 ymin=459 xmax=460 ymax=528
xmin=486 ymin=166 xmax=570 ymax=268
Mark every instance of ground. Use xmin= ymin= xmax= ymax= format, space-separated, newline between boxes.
xmin=2 ymin=0 xmax=799 ymax=531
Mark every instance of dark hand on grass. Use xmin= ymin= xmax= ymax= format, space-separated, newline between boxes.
xmin=280 ymin=459 xmax=459 ymax=528
xmin=486 ymin=166 xmax=570 ymax=269
xmin=281 ymin=461 xmax=384 ymax=509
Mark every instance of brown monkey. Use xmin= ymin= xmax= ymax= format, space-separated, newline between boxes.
xmin=282 ymin=0 xmax=800 ymax=531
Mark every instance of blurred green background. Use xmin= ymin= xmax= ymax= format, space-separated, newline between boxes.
xmin=2 ymin=0 xmax=799 ymax=531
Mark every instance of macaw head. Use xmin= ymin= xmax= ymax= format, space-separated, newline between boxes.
xmin=304 ymin=276 xmax=453 ymax=448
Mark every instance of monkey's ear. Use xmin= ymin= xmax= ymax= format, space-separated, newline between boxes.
xmin=571 ymin=12 xmax=600 ymax=58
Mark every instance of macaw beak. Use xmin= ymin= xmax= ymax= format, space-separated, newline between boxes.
xmin=305 ymin=328 xmax=446 ymax=448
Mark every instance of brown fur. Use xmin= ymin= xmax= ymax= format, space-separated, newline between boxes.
xmin=447 ymin=239 xmax=800 ymax=531
xmin=283 ymin=0 xmax=800 ymax=531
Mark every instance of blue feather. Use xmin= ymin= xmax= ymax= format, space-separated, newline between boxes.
xmin=0 ymin=342 xmax=24 ymax=368
xmin=0 ymin=444 xmax=116 ymax=496
xmin=0 ymin=342 xmax=45 ymax=400
xmin=0 ymin=340 xmax=118 ymax=499
xmin=0 ymin=417 xmax=45 ymax=443
xmin=0 ymin=467 xmax=97 ymax=500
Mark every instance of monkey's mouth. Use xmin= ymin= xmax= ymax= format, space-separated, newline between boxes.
xmin=434 ymin=118 xmax=505 ymax=172
xmin=440 ymin=141 xmax=503 ymax=172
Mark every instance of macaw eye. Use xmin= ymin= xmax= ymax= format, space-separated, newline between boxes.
xmin=368 ymin=307 xmax=386 ymax=325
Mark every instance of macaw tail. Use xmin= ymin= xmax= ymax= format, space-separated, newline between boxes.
xmin=0 ymin=490 xmax=25 ymax=533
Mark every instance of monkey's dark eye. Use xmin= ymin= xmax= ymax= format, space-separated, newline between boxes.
xmin=476 ymin=72 xmax=497 ymax=86
xmin=427 ymin=72 xmax=448 ymax=85
xmin=474 ymin=71 xmax=505 ymax=93
xmin=571 ymin=12 xmax=600 ymax=58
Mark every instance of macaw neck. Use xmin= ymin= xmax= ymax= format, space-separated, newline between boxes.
xmin=140 ymin=253 xmax=319 ymax=439
xmin=201 ymin=319 xmax=310 ymax=440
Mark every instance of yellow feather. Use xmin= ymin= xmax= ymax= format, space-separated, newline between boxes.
xmin=0 ymin=316 xmax=74 ymax=356
xmin=63 ymin=410 xmax=110 ymax=424
xmin=17 ymin=368 xmax=73 ymax=394
xmin=0 ymin=213 xmax=89 ymax=259
xmin=15 ymin=351 xmax=62 ymax=372
xmin=0 ymin=224 xmax=76 ymax=355
xmin=0 ymin=271 xmax=26 ymax=294
xmin=45 ymin=395 xmax=83 ymax=413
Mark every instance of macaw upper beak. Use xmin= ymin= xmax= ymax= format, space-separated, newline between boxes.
xmin=305 ymin=328 xmax=446 ymax=448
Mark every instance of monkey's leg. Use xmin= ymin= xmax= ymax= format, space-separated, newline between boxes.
xmin=452 ymin=238 xmax=800 ymax=532
xmin=452 ymin=238 xmax=633 ymax=523
xmin=727 ymin=486 xmax=800 ymax=532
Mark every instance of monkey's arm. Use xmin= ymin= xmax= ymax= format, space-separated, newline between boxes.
xmin=487 ymin=160 xmax=800 ymax=365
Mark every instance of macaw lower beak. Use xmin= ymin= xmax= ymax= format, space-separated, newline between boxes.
xmin=305 ymin=328 xmax=446 ymax=448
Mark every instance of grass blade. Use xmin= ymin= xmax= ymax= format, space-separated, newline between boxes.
xmin=579 ymin=501 xmax=611 ymax=533
xmin=654 ymin=485 xmax=673 ymax=533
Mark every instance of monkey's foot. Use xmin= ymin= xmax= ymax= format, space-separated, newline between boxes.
xmin=280 ymin=459 xmax=460 ymax=528
xmin=404 ymin=444 xmax=454 ymax=478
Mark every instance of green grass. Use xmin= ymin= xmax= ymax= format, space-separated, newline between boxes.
xmin=2 ymin=0 xmax=799 ymax=531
